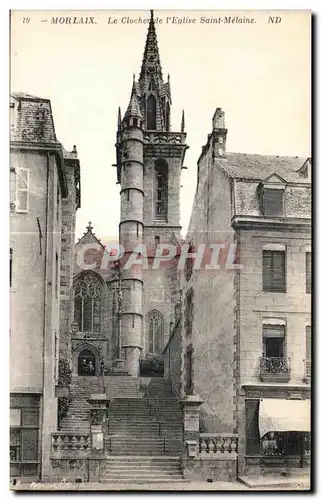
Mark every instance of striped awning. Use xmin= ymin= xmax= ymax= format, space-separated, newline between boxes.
xmin=259 ymin=399 xmax=310 ymax=438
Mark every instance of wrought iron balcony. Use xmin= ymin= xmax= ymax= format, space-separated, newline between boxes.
xmin=303 ymin=359 xmax=311 ymax=383
xmin=260 ymin=356 xmax=291 ymax=382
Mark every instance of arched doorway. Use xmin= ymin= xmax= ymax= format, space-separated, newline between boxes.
xmin=78 ymin=348 xmax=96 ymax=376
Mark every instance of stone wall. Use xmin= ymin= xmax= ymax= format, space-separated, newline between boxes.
xmin=163 ymin=318 xmax=182 ymax=399
xmin=180 ymin=145 xmax=236 ymax=434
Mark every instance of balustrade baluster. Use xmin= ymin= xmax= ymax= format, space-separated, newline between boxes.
xmin=231 ymin=437 xmax=237 ymax=453
xmin=208 ymin=439 xmax=214 ymax=455
xmin=223 ymin=437 xmax=231 ymax=453
xmin=200 ymin=439 xmax=207 ymax=455
xmin=216 ymin=437 xmax=223 ymax=453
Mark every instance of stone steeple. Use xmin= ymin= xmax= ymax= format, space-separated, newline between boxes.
xmin=123 ymin=78 xmax=143 ymax=121
xmin=139 ymin=10 xmax=163 ymax=87
xmin=135 ymin=10 xmax=171 ymax=132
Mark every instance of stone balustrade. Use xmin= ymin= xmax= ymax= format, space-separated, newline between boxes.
xmin=51 ymin=432 xmax=91 ymax=454
xmin=199 ymin=433 xmax=238 ymax=458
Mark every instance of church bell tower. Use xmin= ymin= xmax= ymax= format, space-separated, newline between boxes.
xmin=115 ymin=10 xmax=188 ymax=376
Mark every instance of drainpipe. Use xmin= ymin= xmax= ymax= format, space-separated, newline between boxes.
xmin=40 ymin=152 xmax=50 ymax=480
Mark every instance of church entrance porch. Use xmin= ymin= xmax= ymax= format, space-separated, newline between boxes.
xmin=72 ymin=343 xmax=100 ymax=377
xmin=78 ymin=349 xmax=96 ymax=376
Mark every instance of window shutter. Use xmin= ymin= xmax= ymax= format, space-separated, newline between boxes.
xmin=306 ymin=326 xmax=311 ymax=360
xmin=263 ymin=325 xmax=285 ymax=338
xmin=306 ymin=252 xmax=311 ymax=294
xmin=16 ymin=168 xmax=29 ymax=213
xmin=263 ymin=189 xmax=284 ymax=216
xmin=263 ymin=250 xmax=285 ymax=292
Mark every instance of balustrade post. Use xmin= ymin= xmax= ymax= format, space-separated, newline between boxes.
xmin=180 ymin=394 xmax=203 ymax=473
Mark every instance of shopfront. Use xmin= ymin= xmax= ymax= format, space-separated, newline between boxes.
xmin=244 ymin=392 xmax=311 ymax=474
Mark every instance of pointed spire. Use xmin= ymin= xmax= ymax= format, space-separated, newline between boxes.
xmin=181 ymin=110 xmax=185 ymax=133
xmin=117 ymin=107 xmax=121 ymax=130
xmin=123 ymin=81 xmax=143 ymax=121
xmin=139 ymin=9 xmax=163 ymax=83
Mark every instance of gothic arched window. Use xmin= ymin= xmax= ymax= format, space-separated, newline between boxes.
xmin=147 ymin=94 xmax=157 ymax=130
xmin=147 ymin=310 xmax=163 ymax=354
xmin=155 ymin=159 xmax=168 ymax=221
xmin=166 ymin=103 xmax=170 ymax=132
xmin=74 ymin=273 xmax=102 ymax=332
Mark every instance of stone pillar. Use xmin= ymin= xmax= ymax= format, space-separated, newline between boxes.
xmin=180 ymin=394 xmax=203 ymax=476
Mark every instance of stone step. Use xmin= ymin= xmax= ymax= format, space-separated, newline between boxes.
xmin=104 ymin=466 xmax=182 ymax=472
xmin=101 ymin=473 xmax=184 ymax=480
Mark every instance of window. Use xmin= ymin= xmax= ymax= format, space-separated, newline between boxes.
xmin=185 ymin=244 xmax=194 ymax=281
xmin=263 ymin=325 xmax=285 ymax=358
xmin=154 ymin=160 xmax=168 ymax=221
xmin=16 ymin=168 xmax=29 ymax=213
xmin=262 ymin=250 xmax=286 ymax=293
xmin=165 ymin=103 xmax=170 ymax=132
xmin=10 ymin=248 xmax=13 ymax=287
xmin=306 ymin=252 xmax=311 ymax=294
xmin=56 ymin=185 xmax=60 ymax=223
xmin=10 ymin=395 xmax=40 ymax=479
xmin=147 ymin=94 xmax=157 ymax=130
xmin=262 ymin=188 xmax=284 ymax=216
xmin=185 ymin=345 xmax=193 ymax=394
xmin=147 ymin=310 xmax=163 ymax=353
xmin=74 ymin=273 xmax=102 ymax=332
xmin=55 ymin=252 xmax=59 ymax=298
xmin=185 ymin=289 xmax=194 ymax=337
xmin=306 ymin=326 xmax=311 ymax=361
xmin=261 ymin=325 xmax=289 ymax=378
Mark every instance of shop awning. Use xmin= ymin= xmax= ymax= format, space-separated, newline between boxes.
xmin=259 ymin=398 xmax=310 ymax=438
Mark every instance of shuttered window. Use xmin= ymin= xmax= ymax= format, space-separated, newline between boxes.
xmin=16 ymin=168 xmax=29 ymax=213
xmin=262 ymin=250 xmax=286 ymax=293
xmin=306 ymin=326 xmax=311 ymax=360
xmin=262 ymin=188 xmax=284 ymax=216
xmin=306 ymin=252 xmax=311 ymax=294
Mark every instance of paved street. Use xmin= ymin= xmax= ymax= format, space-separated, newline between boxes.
xmin=11 ymin=479 xmax=310 ymax=492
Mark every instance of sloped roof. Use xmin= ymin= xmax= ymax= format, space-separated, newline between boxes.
xmin=123 ymin=84 xmax=143 ymax=120
xmin=76 ymin=222 xmax=104 ymax=249
xmin=217 ymin=153 xmax=310 ymax=184
xmin=11 ymin=92 xmax=50 ymax=102
xmin=11 ymin=92 xmax=57 ymax=143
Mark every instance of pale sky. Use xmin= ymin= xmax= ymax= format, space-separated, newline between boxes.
xmin=10 ymin=10 xmax=311 ymax=241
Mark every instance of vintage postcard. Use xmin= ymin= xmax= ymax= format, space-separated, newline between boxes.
xmin=9 ymin=9 xmax=311 ymax=491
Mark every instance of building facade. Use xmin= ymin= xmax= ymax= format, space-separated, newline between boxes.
xmin=164 ymin=108 xmax=311 ymax=476
xmin=10 ymin=92 xmax=81 ymax=481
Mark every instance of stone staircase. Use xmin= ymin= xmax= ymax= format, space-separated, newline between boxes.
xmin=104 ymin=377 xmax=184 ymax=482
xmin=58 ymin=375 xmax=185 ymax=483
xmin=104 ymin=376 xmax=141 ymax=399
xmin=59 ymin=376 xmax=104 ymax=433
xmin=100 ymin=456 xmax=184 ymax=484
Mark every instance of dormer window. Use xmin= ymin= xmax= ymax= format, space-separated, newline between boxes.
xmin=260 ymin=174 xmax=286 ymax=217
xmin=263 ymin=188 xmax=284 ymax=216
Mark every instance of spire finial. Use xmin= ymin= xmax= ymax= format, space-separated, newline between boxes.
xmin=139 ymin=8 xmax=162 ymax=82
xmin=181 ymin=110 xmax=185 ymax=133
xmin=86 ymin=221 xmax=93 ymax=233
xmin=133 ymin=73 xmax=136 ymax=83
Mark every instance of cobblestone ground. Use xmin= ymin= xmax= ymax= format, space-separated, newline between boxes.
xmin=11 ymin=480 xmax=310 ymax=492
